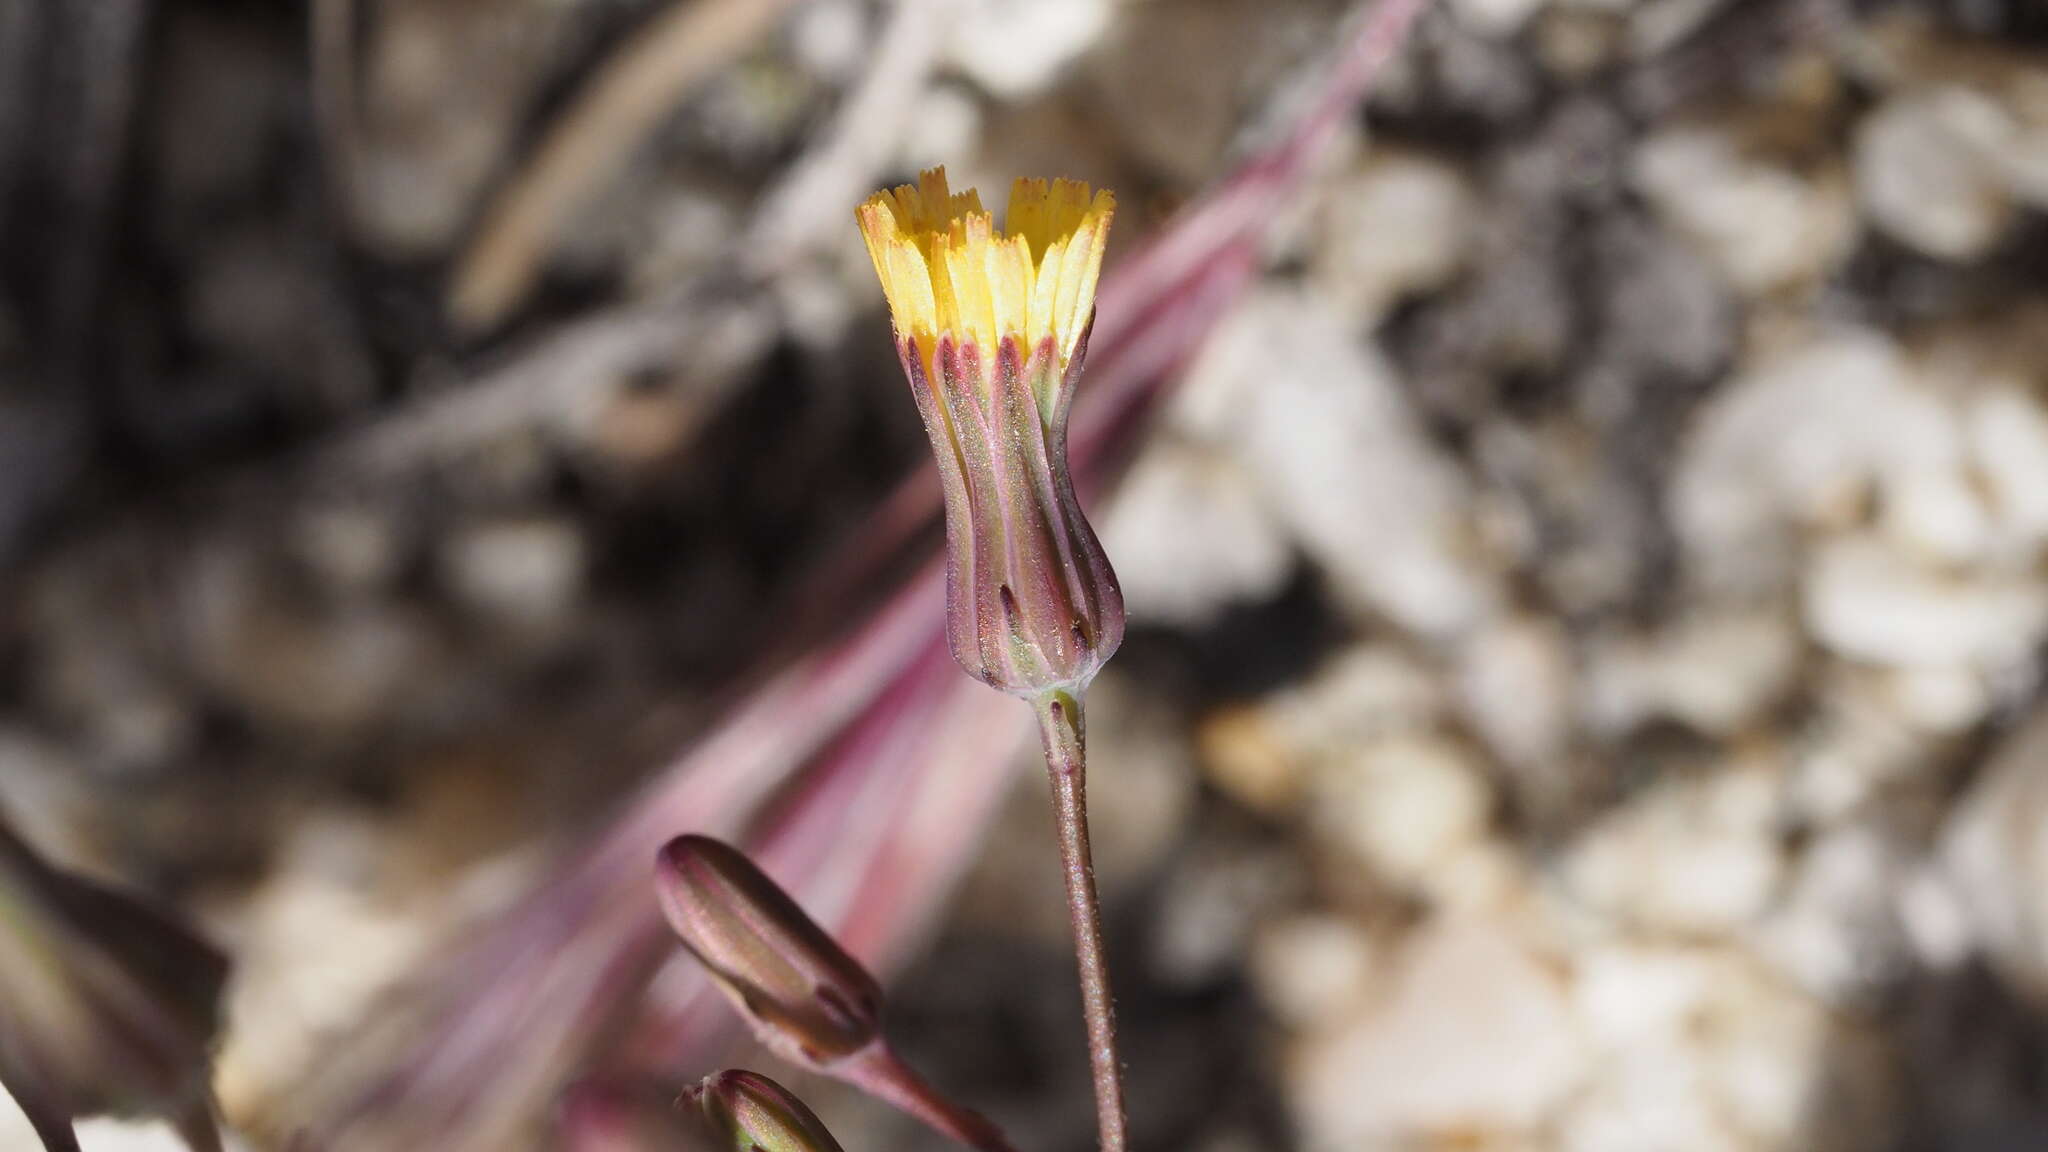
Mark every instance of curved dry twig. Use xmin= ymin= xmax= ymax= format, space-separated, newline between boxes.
xmin=447 ymin=0 xmax=801 ymax=333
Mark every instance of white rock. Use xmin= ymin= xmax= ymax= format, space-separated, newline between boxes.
xmin=0 ymin=1111 xmax=252 ymax=1152
xmin=1803 ymin=532 xmax=2048 ymax=672
xmin=1855 ymin=86 xmax=2015 ymax=261
xmin=1756 ymin=822 xmax=1907 ymax=1002
xmin=1450 ymin=0 xmax=1549 ymax=35
xmin=1148 ymin=843 xmax=1297 ymax=988
xmin=1884 ymin=664 xmax=1992 ymax=735
xmin=1883 ymin=472 xmax=1992 ymax=569
xmin=1672 ymin=331 xmax=1956 ymax=591
xmin=1206 ymin=289 xmax=1496 ymax=637
xmin=1691 ymin=963 xmax=1828 ymax=1145
xmin=1201 ymin=645 xmax=1446 ymax=815
xmin=1076 ymin=671 xmax=1199 ymax=893
xmin=439 ymin=517 xmax=587 ymax=633
xmin=1293 ymin=919 xmax=1586 ymax=1147
xmin=945 ymin=0 xmax=1107 ymax=98
xmin=1197 ymin=706 xmax=1305 ymax=817
xmin=1560 ymin=947 xmax=1827 ymax=1152
xmin=1278 ymin=646 xmax=1448 ymax=747
xmin=1312 ymin=734 xmax=1496 ymax=899
xmin=1788 ymin=666 xmax=1934 ymax=823
xmin=1560 ymin=1046 xmax=1725 ymax=1152
xmin=1560 ymin=760 xmax=1784 ymax=934
xmin=1099 ymin=440 xmax=1294 ymax=626
xmin=1573 ymin=944 xmax=1717 ymax=1048
xmin=213 ymin=815 xmax=435 ymax=1124
xmin=1586 ymin=608 xmax=1799 ymax=737
xmin=1634 ymin=126 xmax=1852 ymax=292
xmin=1252 ymin=915 xmax=1378 ymax=1031
xmin=1938 ymin=708 xmax=2048 ymax=999
xmin=1897 ymin=865 xmax=1974 ymax=971
xmin=1456 ymin=615 xmax=1575 ymax=773
xmin=1967 ymin=385 xmax=2048 ymax=563
xmin=1427 ymin=839 xmax=1530 ymax=915
xmin=1311 ymin=150 xmax=1476 ymax=327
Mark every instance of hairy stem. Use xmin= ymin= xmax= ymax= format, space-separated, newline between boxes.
xmin=1033 ymin=690 xmax=1127 ymax=1152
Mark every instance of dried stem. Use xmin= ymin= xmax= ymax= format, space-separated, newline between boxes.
xmin=1033 ymin=690 xmax=1127 ymax=1152
xmin=447 ymin=0 xmax=797 ymax=331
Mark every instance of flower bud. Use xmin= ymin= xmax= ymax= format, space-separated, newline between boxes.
xmin=857 ymin=169 xmax=1125 ymax=698
xmin=0 ymin=816 xmax=228 ymax=1152
xmin=653 ymin=835 xmax=883 ymax=1068
xmin=685 ymin=1071 xmax=845 ymax=1152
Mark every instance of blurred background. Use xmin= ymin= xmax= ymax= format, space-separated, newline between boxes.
xmin=3 ymin=0 xmax=2048 ymax=1148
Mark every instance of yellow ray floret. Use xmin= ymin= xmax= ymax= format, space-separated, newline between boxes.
xmin=857 ymin=167 xmax=1113 ymax=378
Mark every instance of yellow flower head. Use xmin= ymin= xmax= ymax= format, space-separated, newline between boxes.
xmin=854 ymin=167 xmax=1125 ymax=697
xmin=857 ymin=167 xmax=1113 ymax=406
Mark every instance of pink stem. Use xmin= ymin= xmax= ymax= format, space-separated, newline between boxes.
xmin=841 ymin=1043 xmax=1019 ymax=1152
xmin=1033 ymin=690 xmax=1125 ymax=1152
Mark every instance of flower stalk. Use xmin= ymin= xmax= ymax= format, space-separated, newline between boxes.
xmin=1034 ymin=690 xmax=1125 ymax=1152
xmin=836 ymin=1043 xmax=1016 ymax=1152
